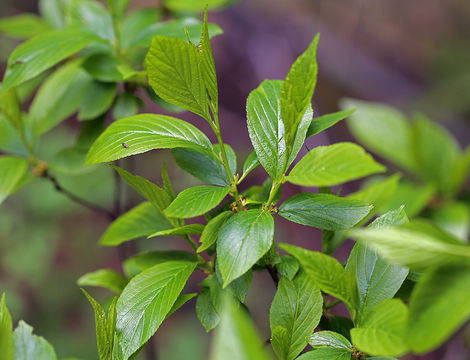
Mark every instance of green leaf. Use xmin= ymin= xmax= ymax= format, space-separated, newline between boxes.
xmin=120 ymin=9 xmax=161 ymax=49
xmin=0 ymin=14 xmax=53 ymax=39
xmin=166 ymin=293 xmax=197 ymax=318
xmin=29 ymin=60 xmax=92 ymax=136
xmin=116 ymin=260 xmax=196 ymax=359
xmin=148 ymin=224 xmax=205 ymax=238
xmin=280 ymin=244 xmax=355 ymax=310
xmin=199 ymin=10 xmax=218 ymax=109
xmin=349 ymin=219 xmax=470 ymax=270
xmin=0 ymin=156 xmax=29 ymax=205
xmin=2 ymin=28 xmax=100 ymax=89
xmin=111 ymin=165 xmax=171 ymax=211
xmin=112 ymin=92 xmax=141 ymax=120
xmin=99 ymin=202 xmax=172 ymax=246
xmin=287 ymin=143 xmax=385 ymax=187
xmin=38 ymin=0 xmax=65 ymax=28
xmin=380 ymin=181 xmax=435 ymax=218
xmin=81 ymin=290 xmax=112 ymax=360
xmin=198 ymin=211 xmax=233 ymax=253
xmin=78 ymin=269 xmax=128 ymax=293
xmin=412 ymin=113 xmax=461 ymax=194
xmin=431 ymin=201 xmax=470 ymax=241
xmin=146 ymin=35 xmax=210 ymax=120
xmin=306 ymin=109 xmax=355 ymax=138
xmin=0 ymin=87 xmax=22 ymax=132
xmin=269 ymin=272 xmax=323 ymax=360
xmin=0 ymin=294 xmax=13 ymax=360
xmin=106 ymin=0 xmax=130 ymax=21
xmin=82 ymin=52 xmax=125 ymax=83
xmin=13 ymin=321 xmax=57 ymax=360
xmin=279 ymin=193 xmax=372 ymax=231
xmin=217 ymin=209 xmax=274 ymax=287
xmin=276 ymin=255 xmax=299 ymax=281
xmin=132 ymin=251 xmax=197 ymax=271
xmin=341 ymin=98 xmax=416 ymax=172
xmin=309 ymin=331 xmax=352 ymax=350
xmin=407 ymin=263 xmax=470 ymax=354
xmin=297 ymin=348 xmax=351 ymax=360
xmin=280 ymin=35 xmax=319 ymax=151
xmin=196 ymin=288 xmax=220 ymax=332
xmin=164 ymin=185 xmax=230 ymax=218
xmin=211 ymin=296 xmax=272 ymax=360
xmin=350 ymin=299 xmax=409 ymax=357
xmin=215 ymin=267 xmax=253 ymax=304
xmin=78 ymin=81 xmax=116 ymax=121
xmin=242 ymin=151 xmax=259 ymax=178
xmin=246 ymin=80 xmax=286 ymax=179
xmin=172 ymin=144 xmax=236 ymax=186
xmin=86 ymin=114 xmax=213 ymax=164
xmin=346 ymin=208 xmax=409 ymax=326
xmin=0 ymin=114 xmax=23 ymax=154
xmin=164 ymin=0 xmax=232 ymax=12
xmin=162 ymin=163 xmax=176 ymax=200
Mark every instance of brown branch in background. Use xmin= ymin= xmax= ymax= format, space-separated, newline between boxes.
xmin=266 ymin=265 xmax=279 ymax=288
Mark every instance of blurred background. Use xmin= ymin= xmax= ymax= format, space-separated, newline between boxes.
xmin=0 ymin=0 xmax=469 ymax=359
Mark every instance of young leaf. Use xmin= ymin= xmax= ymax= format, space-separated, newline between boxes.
xmin=346 ymin=208 xmax=409 ymax=326
xmin=146 ymin=36 xmax=210 ymax=120
xmin=309 ymin=331 xmax=352 ymax=350
xmin=111 ymin=165 xmax=171 ymax=211
xmin=280 ymin=34 xmax=319 ymax=148
xmin=0 ymin=14 xmax=53 ymax=39
xmin=276 ymin=255 xmax=299 ymax=281
xmin=341 ymin=98 xmax=416 ymax=173
xmin=287 ymin=143 xmax=385 ymax=187
xmin=350 ymin=299 xmax=409 ymax=357
xmin=148 ymin=224 xmax=205 ymax=238
xmin=0 ymin=156 xmax=29 ymax=205
xmin=132 ymin=251 xmax=197 ymax=271
xmin=217 ymin=209 xmax=274 ymax=287
xmin=349 ymin=219 xmax=470 ymax=270
xmin=2 ymin=28 xmax=100 ymax=89
xmin=12 ymin=321 xmax=57 ymax=360
xmin=164 ymin=185 xmax=230 ymax=218
xmin=297 ymin=348 xmax=351 ymax=360
xmin=269 ymin=272 xmax=323 ymax=360
xmin=380 ymin=181 xmax=435 ymax=218
xmin=198 ymin=211 xmax=233 ymax=253
xmin=0 ymin=294 xmax=13 ymax=360
xmin=279 ymin=193 xmax=372 ymax=231
xmin=78 ymin=81 xmax=117 ymax=121
xmin=211 ymin=295 xmax=272 ymax=360
xmin=196 ymin=288 xmax=220 ymax=332
xmin=99 ymin=202 xmax=172 ymax=246
xmin=280 ymin=244 xmax=356 ymax=310
xmin=242 ymin=151 xmax=260 ymax=178
xmin=116 ymin=260 xmax=196 ymax=359
xmin=306 ymin=109 xmax=355 ymax=138
xmin=407 ymin=263 xmax=470 ymax=354
xmin=77 ymin=269 xmax=128 ymax=293
xmin=86 ymin=114 xmax=213 ymax=164
xmin=199 ymin=10 xmax=218 ymax=109
xmin=166 ymin=293 xmax=197 ymax=319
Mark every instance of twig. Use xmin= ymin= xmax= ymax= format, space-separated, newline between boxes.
xmin=266 ymin=265 xmax=279 ymax=288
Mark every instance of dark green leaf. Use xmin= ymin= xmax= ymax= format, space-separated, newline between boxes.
xmin=296 ymin=348 xmax=351 ymax=360
xmin=78 ymin=269 xmax=128 ymax=293
xmin=0 ymin=294 xmax=13 ymax=360
xmin=217 ymin=209 xmax=274 ymax=287
xmin=148 ymin=224 xmax=205 ymax=238
xmin=112 ymin=92 xmax=142 ymax=120
xmin=116 ymin=260 xmax=196 ymax=359
xmin=86 ymin=114 xmax=213 ymax=164
xmin=279 ymin=193 xmax=372 ymax=231
xmin=13 ymin=321 xmax=57 ymax=360
xmin=196 ymin=288 xmax=220 ymax=332
xmin=198 ymin=211 xmax=233 ymax=253
xmin=78 ymin=81 xmax=116 ymax=121
xmin=306 ymin=109 xmax=355 ymax=138
xmin=82 ymin=52 xmax=125 ymax=82
xmin=309 ymin=331 xmax=352 ymax=350
xmin=0 ymin=156 xmax=29 ymax=205
xmin=0 ymin=14 xmax=53 ymax=39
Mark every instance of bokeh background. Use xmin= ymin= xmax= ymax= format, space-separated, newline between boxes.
xmin=1 ymin=0 xmax=469 ymax=359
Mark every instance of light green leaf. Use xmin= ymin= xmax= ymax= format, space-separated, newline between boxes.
xmin=350 ymin=299 xmax=409 ymax=357
xmin=78 ymin=81 xmax=116 ymax=121
xmin=146 ymin=35 xmax=210 ymax=120
xmin=218 ymin=209 xmax=274 ymax=287
xmin=0 ymin=14 xmax=53 ymax=39
xmin=349 ymin=219 xmax=470 ymax=270
xmin=280 ymin=244 xmax=355 ymax=310
xmin=13 ymin=321 xmax=57 ymax=360
xmin=297 ymin=348 xmax=351 ymax=360
xmin=198 ymin=211 xmax=233 ymax=253
xmin=341 ymin=98 xmax=415 ymax=172
xmin=111 ymin=165 xmax=171 ymax=211
xmin=276 ymin=255 xmax=299 ymax=281
xmin=407 ymin=263 xmax=470 ymax=354
xmin=99 ymin=202 xmax=172 ymax=246
xmin=306 ymin=109 xmax=355 ymax=138
xmin=211 ymin=296 xmax=272 ymax=360
xmin=148 ymin=224 xmax=205 ymax=238
xmin=132 ymin=251 xmax=197 ymax=271
xmin=29 ymin=60 xmax=92 ymax=136
xmin=2 ymin=28 xmax=100 ymax=89
xmin=346 ymin=208 xmax=409 ymax=326
xmin=196 ymin=288 xmax=220 ymax=332
xmin=166 ymin=293 xmax=197 ymax=319
xmin=164 ymin=185 xmax=230 ymax=218
xmin=86 ymin=114 xmax=213 ymax=164
xmin=116 ymin=260 xmax=196 ymax=359
xmin=199 ymin=10 xmax=218 ymax=109
xmin=78 ymin=269 xmax=128 ymax=293
xmin=106 ymin=0 xmax=130 ymax=21
xmin=287 ymin=143 xmax=385 ymax=187
xmin=242 ymin=151 xmax=259 ymax=178
xmin=269 ymin=272 xmax=323 ymax=360
xmin=431 ymin=201 xmax=470 ymax=241
xmin=280 ymin=35 xmax=319 ymax=151
xmin=279 ymin=193 xmax=371 ymax=231
xmin=82 ymin=52 xmax=125 ymax=83
xmin=164 ymin=0 xmax=232 ymax=12
xmin=0 ymin=294 xmax=13 ymax=360
xmin=0 ymin=156 xmax=29 ymax=205
xmin=120 ymin=9 xmax=161 ymax=49
xmin=38 ymin=0 xmax=64 ymax=28
xmin=309 ymin=331 xmax=351 ymax=350
xmin=0 ymin=87 xmax=22 ymax=131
